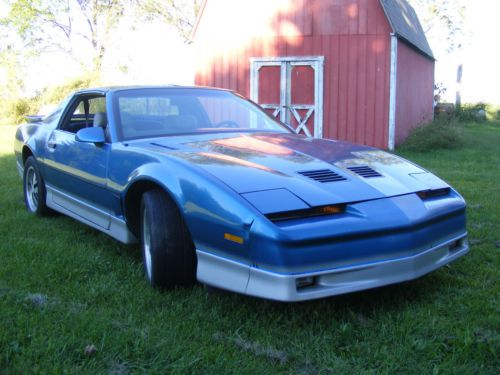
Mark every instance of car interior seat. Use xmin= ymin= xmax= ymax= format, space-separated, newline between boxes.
xmin=93 ymin=112 xmax=110 ymax=141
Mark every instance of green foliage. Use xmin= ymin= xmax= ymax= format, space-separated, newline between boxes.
xmin=38 ymin=73 xmax=98 ymax=106
xmin=0 ymin=73 xmax=99 ymax=125
xmin=1 ymin=0 xmax=71 ymax=51
xmin=0 ymin=124 xmax=499 ymax=373
xmin=485 ymin=104 xmax=500 ymax=123
xmin=476 ymin=104 xmax=500 ymax=123
xmin=408 ymin=0 xmax=467 ymax=53
xmin=399 ymin=118 xmax=464 ymax=152
xmin=1 ymin=98 xmax=34 ymax=125
xmin=455 ymin=103 xmax=487 ymax=122
xmin=139 ymin=0 xmax=202 ymax=41
xmin=434 ymin=103 xmax=500 ymax=124
xmin=2 ymin=0 xmax=128 ymax=71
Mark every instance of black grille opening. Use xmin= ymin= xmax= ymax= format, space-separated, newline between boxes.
xmin=346 ymin=165 xmax=382 ymax=178
xmin=298 ymin=169 xmax=347 ymax=183
xmin=266 ymin=204 xmax=346 ymax=222
xmin=417 ymin=187 xmax=450 ymax=200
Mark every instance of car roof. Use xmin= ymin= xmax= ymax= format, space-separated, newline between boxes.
xmin=74 ymin=85 xmax=232 ymax=95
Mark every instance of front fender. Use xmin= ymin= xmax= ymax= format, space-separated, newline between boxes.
xmin=113 ymin=149 xmax=258 ymax=264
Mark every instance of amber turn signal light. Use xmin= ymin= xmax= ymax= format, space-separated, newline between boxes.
xmin=224 ymin=233 xmax=244 ymax=244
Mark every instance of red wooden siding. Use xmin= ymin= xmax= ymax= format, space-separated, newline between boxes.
xmin=194 ymin=0 xmax=424 ymax=149
xmin=395 ymin=40 xmax=435 ymax=145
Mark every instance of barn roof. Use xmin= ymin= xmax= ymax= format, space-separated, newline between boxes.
xmin=380 ymin=0 xmax=434 ymax=60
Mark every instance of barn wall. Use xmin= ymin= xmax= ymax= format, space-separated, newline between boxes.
xmin=194 ymin=0 xmax=392 ymax=149
xmin=395 ymin=40 xmax=434 ymax=145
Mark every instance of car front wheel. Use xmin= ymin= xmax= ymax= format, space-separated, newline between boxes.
xmin=23 ymin=156 xmax=50 ymax=216
xmin=140 ymin=189 xmax=197 ymax=289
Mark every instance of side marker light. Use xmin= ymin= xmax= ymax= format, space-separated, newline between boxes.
xmin=224 ymin=233 xmax=244 ymax=244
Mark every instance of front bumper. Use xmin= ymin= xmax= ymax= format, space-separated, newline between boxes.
xmin=196 ymin=233 xmax=468 ymax=302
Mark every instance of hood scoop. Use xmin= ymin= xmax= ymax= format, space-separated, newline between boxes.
xmin=347 ymin=165 xmax=383 ymax=178
xmin=298 ymin=169 xmax=347 ymax=183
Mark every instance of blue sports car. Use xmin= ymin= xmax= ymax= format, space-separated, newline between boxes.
xmin=14 ymin=86 xmax=469 ymax=301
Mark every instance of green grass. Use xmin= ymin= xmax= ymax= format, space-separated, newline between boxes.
xmin=1 ymin=124 xmax=499 ymax=374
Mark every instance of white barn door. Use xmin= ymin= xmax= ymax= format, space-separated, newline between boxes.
xmin=250 ymin=56 xmax=324 ymax=138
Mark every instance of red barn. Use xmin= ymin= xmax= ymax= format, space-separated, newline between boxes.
xmin=192 ymin=0 xmax=434 ymax=149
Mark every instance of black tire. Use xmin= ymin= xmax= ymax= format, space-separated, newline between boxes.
xmin=23 ymin=156 xmax=50 ymax=216
xmin=140 ymin=189 xmax=197 ymax=288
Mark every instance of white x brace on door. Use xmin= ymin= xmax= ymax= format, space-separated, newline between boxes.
xmin=250 ymin=56 xmax=324 ymax=138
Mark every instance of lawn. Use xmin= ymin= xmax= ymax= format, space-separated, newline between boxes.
xmin=0 ymin=124 xmax=498 ymax=374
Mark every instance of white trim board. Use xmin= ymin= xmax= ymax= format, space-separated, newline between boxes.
xmin=388 ymin=34 xmax=398 ymax=150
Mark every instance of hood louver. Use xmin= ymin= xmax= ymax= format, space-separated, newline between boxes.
xmin=298 ymin=169 xmax=347 ymax=183
xmin=347 ymin=165 xmax=383 ymax=178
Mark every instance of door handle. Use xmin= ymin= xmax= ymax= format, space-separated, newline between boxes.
xmin=47 ymin=140 xmax=57 ymax=149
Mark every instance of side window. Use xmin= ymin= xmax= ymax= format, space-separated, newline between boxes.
xmin=73 ymin=97 xmax=106 ymax=116
xmin=60 ymin=96 xmax=106 ymax=134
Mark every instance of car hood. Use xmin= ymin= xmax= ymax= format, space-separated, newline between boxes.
xmin=137 ymin=132 xmax=449 ymax=208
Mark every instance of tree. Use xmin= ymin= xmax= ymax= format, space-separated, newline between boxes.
xmin=138 ymin=0 xmax=202 ymax=42
xmin=0 ymin=11 xmax=30 ymax=98
xmin=1 ymin=0 xmax=128 ymax=71
xmin=409 ymin=0 xmax=467 ymax=53
xmin=408 ymin=0 xmax=468 ymax=105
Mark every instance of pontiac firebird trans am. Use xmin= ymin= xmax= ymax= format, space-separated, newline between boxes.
xmin=14 ymin=86 xmax=469 ymax=301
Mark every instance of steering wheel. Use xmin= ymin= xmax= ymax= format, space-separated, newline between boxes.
xmin=214 ymin=120 xmax=239 ymax=128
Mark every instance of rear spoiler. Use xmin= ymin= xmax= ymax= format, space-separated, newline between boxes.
xmin=25 ymin=115 xmax=44 ymax=123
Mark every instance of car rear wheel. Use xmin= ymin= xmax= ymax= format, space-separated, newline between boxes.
xmin=23 ymin=156 xmax=50 ymax=216
xmin=140 ymin=189 xmax=197 ymax=288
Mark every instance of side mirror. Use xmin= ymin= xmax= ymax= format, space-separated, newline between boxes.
xmin=76 ymin=127 xmax=106 ymax=144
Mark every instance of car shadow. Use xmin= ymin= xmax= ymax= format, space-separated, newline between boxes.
xmin=199 ymin=270 xmax=449 ymax=322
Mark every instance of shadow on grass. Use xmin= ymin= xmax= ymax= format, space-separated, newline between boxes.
xmin=0 ymin=151 xmax=142 ymax=282
xmin=205 ymin=272 xmax=446 ymax=316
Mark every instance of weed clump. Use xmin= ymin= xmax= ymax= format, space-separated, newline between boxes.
xmin=399 ymin=119 xmax=464 ymax=152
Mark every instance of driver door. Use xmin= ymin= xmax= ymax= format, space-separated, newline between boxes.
xmin=43 ymin=93 xmax=113 ymax=229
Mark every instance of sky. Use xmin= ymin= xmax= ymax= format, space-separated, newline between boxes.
xmin=459 ymin=0 xmax=500 ymax=104
xmin=1 ymin=0 xmax=499 ymax=104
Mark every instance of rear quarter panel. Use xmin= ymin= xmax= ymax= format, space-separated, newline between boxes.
xmin=14 ymin=122 xmax=54 ymax=174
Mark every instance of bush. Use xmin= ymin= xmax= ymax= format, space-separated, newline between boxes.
xmin=485 ymin=104 xmax=500 ymax=122
xmin=455 ymin=103 xmax=487 ymax=122
xmin=399 ymin=119 xmax=464 ymax=152
xmin=435 ymin=102 xmax=500 ymax=124
xmin=9 ymin=98 xmax=32 ymax=124
xmin=0 ymin=97 xmax=38 ymax=125
xmin=39 ymin=73 xmax=97 ymax=106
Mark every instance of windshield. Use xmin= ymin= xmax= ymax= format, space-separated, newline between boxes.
xmin=113 ymin=88 xmax=289 ymax=140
